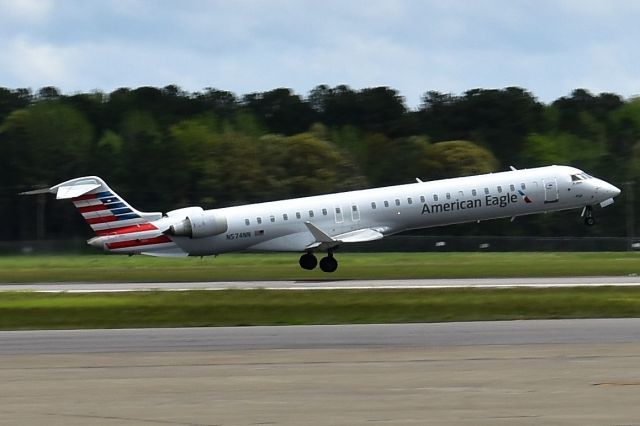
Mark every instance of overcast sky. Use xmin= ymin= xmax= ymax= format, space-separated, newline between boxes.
xmin=0 ymin=0 xmax=639 ymax=108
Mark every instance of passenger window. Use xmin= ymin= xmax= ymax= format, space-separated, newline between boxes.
xmin=270 ymin=215 xmax=275 ymax=223
xmin=497 ymin=186 xmax=502 ymax=193
xmin=384 ymin=201 xmax=389 ymax=208
xmin=433 ymin=194 xmax=438 ymax=201
xmin=352 ymin=205 xmax=358 ymax=212
xmin=395 ymin=199 xmax=400 ymax=206
xmin=322 ymin=208 xmax=327 ymax=216
xmin=472 ymin=189 xmax=477 ymax=196
xmin=446 ymin=193 xmax=451 ymax=200
xmin=296 ymin=212 xmax=301 ymax=219
xmin=257 ymin=217 xmax=262 ymax=224
xmin=245 ymin=219 xmax=250 ymax=226
xmin=458 ymin=190 xmax=464 ymax=197
xmin=309 ymin=210 xmax=314 ymax=218
xmin=510 ymin=184 xmax=515 ymax=191
xmin=283 ymin=213 xmax=288 ymax=221
xmin=521 ymin=183 xmax=526 ymax=190
xmin=371 ymin=202 xmax=377 ymax=209
xmin=335 ymin=207 xmax=341 ymax=214
xmin=407 ymin=197 xmax=413 ymax=205
xmin=420 ymin=195 xmax=425 ymax=203
xmin=484 ymin=188 xmax=490 ymax=195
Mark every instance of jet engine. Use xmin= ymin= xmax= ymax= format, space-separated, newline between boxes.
xmin=166 ymin=207 xmax=228 ymax=239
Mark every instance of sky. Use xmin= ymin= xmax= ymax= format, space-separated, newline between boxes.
xmin=0 ymin=0 xmax=639 ymax=108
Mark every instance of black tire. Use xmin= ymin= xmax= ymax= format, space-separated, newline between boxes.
xmin=319 ymin=256 xmax=338 ymax=273
xmin=299 ymin=253 xmax=318 ymax=270
xmin=585 ymin=216 xmax=595 ymax=226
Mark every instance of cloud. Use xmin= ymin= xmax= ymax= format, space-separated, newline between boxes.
xmin=0 ymin=0 xmax=53 ymax=24
xmin=1 ymin=37 xmax=74 ymax=87
xmin=0 ymin=1 xmax=639 ymax=107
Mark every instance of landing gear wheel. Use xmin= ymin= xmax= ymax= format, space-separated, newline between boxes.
xmin=319 ymin=255 xmax=338 ymax=273
xmin=299 ymin=252 xmax=318 ymax=270
xmin=583 ymin=206 xmax=595 ymax=226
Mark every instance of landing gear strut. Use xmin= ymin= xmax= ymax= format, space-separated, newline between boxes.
xmin=583 ymin=205 xmax=595 ymax=226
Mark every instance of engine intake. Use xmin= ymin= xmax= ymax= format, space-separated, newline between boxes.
xmin=168 ymin=209 xmax=228 ymax=239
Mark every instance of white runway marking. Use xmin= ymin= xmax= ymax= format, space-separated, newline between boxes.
xmin=0 ymin=276 xmax=639 ymax=292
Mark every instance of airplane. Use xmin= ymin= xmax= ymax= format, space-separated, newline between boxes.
xmin=22 ymin=165 xmax=620 ymax=272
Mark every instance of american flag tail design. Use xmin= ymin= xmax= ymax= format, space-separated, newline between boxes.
xmin=21 ymin=176 xmax=185 ymax=256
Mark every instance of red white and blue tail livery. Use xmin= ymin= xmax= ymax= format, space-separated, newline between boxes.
xmin=22 ymin=165 xmax=620 ymax=271
xmin=26 ymin=177 xmax=184 ymax=257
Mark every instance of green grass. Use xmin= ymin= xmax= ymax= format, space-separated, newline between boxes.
xmin=0 ymin=252 xmax=638 ymax=282
xmin=1 ymin=287 xmax=639 ymax=330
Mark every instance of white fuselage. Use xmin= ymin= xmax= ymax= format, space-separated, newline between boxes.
xmin=163 ymin=165 xmax=619 ymax=256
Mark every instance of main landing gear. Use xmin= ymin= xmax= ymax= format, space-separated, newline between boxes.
xmin=583 ymin=205 xmax=595 ymax=226
xmin=299 ymin=251 xmax=338 ymax=273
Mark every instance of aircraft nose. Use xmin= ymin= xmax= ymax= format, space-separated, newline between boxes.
xmin=607 ymin=183 xmax=621 ymax=198
xmin=593 ymin=179 xmax=621 ymax=199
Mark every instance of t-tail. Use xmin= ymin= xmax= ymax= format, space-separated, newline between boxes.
xmin=21 ymin=177 xmax=186 ymax=256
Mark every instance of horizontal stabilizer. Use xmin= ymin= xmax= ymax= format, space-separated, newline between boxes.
xmin=21 ymin=179 xmax=102 ymax=200
xmin=19 ymin=187 xmax=52 ymax=195
xmin=55 ymin=183 xmax=101 ymax=199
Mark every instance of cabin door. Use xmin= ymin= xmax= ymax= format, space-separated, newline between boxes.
xmin=543 ymin=178 xmax=559 ymax=203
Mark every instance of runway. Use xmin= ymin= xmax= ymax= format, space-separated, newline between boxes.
xmin=2 ymin=276 xmax=639 ymax=424
xmin=1 ymin=320 xmax=640 ymax=425
xmin=1 ymin=319 xmax=639 ymax=354
xmin=1 ymin=275 xmax=640 ymax=292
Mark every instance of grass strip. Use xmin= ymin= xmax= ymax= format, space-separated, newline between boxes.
xmin=1 ymin=287 xmax=639 ymax=330
xmin=0 ymin=252 xmax=638 ymax=282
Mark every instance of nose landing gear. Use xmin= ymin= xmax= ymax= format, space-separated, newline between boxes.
xmin=583 ymin=205 xmax=595 ymax=226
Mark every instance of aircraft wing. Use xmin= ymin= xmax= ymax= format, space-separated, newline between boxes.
xmin=304 ymin=222 xmax=384 ymax=250
xmin=334 ymin=228 xmax=384 ymax=243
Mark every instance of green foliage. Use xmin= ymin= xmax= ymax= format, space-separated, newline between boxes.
xmin=0 ymin=252 xmax=636 ymax=282
xmin=259 ymin=132 xmax=367 ymax=199
xmin=522 ymin=132 xmax=606 ymax=170
xmin=423 ymin=140 xmax=499 ymax=179
xmin=1 ymin=101 xmax=93 ymax=183
xmin=1 ymin=286 xmax=640 ymax=329
xmin=1 ymin=85 xmax=636 ymax=239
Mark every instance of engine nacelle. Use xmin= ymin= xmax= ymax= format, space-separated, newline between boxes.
xmin=168 ymin=208 xmax=228 ymax=239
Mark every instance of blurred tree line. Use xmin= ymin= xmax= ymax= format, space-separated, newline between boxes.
xmin=1 ymin=85 xmax=638 ymax=241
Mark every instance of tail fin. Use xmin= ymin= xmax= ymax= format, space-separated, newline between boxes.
xmin=22 ymin=176 xmax=188 ymax=256
xmin=35 ymin=176 xmax=162 ymax=235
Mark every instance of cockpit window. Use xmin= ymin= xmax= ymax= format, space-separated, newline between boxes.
xmin=571 ymin=173 xmax=593 ymax=182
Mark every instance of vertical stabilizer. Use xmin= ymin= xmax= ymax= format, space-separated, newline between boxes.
xmin=48 ymin=176 xmax=162 ymax=235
